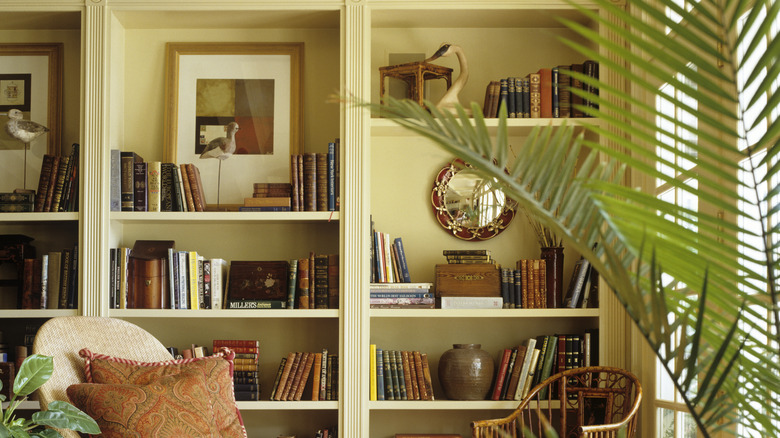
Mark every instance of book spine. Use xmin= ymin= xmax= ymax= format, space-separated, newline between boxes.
xmin=529 ymin=73 xmax=541 ymax=118
xmin=0 ymin=204 xmax=34 ymax=212
xmin=146 ymin=161 xmax=161 ymax=212
xmin=50 ymin=155 xmax=70 ymax=212
xmin=297 ymin=257 xmax=310 ymax=309
xmin=43 ymin=156 xmax=61 ymax=212
xmin=420 ymin=353 xmax=434 ymax=400
xmin=316 ymin=152 xmax=328 ymax=211
xmin=133 ymin=162 xmax=147 ymax=211
xmin=376 ymin=347 xmax=385 ymax=400
xmin=492 ymin=349 xmax=511 ymax=400
xmin=39 ymin=254 xmax=48 ymax=309
xmin=327 ymin=142 xmax=336 ymax=211
xmin=382 ymin=349 xmax=394 ymax=400
xmin=327 ymin=253 xmax=339 ymax=309
xmin=303 ymin=153 xmax=317 ymax=211
xmin=413 ymin=351 xmax=427 ymax=400
xmin=500 ymin=348 xmax=518 ymax=400
xmin=293 ymin=352 xmax=315 ymax=401
xmin=160 ymin=162 xmax=174 ymax=211
xmin=319 ymin=348 xmax=328 ymax=400
xmin=185 ymin=164 xmax=205 ymax=212
xmin=35 ymin=154 xmax=55 ymax=212
xmin=58 ymin=249 xmax=71 ymax=309
xmin=311 ymin=352 xmax=322 ymax=401
xmin=291 ymin=154 xmax=300 ymax=212
xmin=287 ymin=352 xmax=310 ymax=400
xmin=314 ymin=254 xmax=329 ymax=309
xmin=273 ymin=352 xmax=296 ymax=401
xmin=400 ymin=350 xmax=413 ymax=400
xmin=287 ymin=259 xmax=298 ymax=309
xmin=393 ymin=238 xmax=411 ymax=283
xmin=552 ymin=67 xmax=560 ymax=118
xmin=188 ymin=251 xmax=199 ymax=309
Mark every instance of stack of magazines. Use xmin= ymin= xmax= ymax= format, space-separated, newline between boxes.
xmin=369 ymin=283 xmax=433 ymax=309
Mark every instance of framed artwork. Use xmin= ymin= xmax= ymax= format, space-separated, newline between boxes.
xmin=0 ymin=43 xmax=63 ymax=156
xmin=163 ymin=42 xmax=303 ymax=208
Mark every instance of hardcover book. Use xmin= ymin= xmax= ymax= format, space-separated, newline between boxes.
xmin=227 ymin=260 xmax=290 ymax=305
xmin=120 ymin=152 xmax=143 ymax=211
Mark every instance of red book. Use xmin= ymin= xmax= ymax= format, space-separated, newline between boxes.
xmin=491 ymin=349 xmax=512 ymax=401
xmin=538 ymin=68 xmax=553 ymax=118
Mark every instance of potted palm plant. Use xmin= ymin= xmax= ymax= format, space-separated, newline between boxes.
xmin=357 ymin=0 xmax=778 ymax=436
xmin=1 ymin=354 xmax=99 ymax=437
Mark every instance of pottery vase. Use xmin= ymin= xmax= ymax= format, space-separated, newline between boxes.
xmin=540 ymin=246 xmax=564 ymax=308
xmin=438 ymin=344 xmax=495 ymax=400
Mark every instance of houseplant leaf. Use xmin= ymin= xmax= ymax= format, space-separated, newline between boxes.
xmin=13 ymin=355 xmax=52 ymax=397
xmin=32 ymin=401 xmax=100 ymax=434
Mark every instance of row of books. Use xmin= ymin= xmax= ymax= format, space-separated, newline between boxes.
xmin=19 ymin=246 xmax=79 ymax=310
xmin=108 ymin=246 xmax=227 ymax=310
xmin=370 ymin=221 xmax=412 ymax=283
xmin=270 ymin=350 xmax=338 ymax=401
xmin=16 ymin=144 xmax=80 ymax=212
xmin=502 ymin=259 xmax=548 ymax=309
xmin=482 ymin=61 xmax=600 ymax=119
xmin=369 ymin=346 xmax=435 ymax=401
xmin=369 ymin=282 xmax=434 ymax=309
xmin=284 ymin=254 xmax=340 ymax=309
xmin=490 ymin=332 xmax=597 ymax=401
xmin=110 ymin=150 xmax=207 ymax=212
xmin=287 ymin=140 xmax=340 ymax=212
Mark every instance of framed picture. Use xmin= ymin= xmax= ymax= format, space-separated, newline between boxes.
xmin=163 ymin=42 xmax=303 ymax=208
xmin=0 ymin=43 xmax=63 ymax=156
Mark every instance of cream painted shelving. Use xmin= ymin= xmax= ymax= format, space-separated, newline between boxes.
xmin=1 ymin=1 xmax=630 ymax=437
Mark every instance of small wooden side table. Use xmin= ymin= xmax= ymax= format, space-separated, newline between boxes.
xmin=379 ymin=61 xmax=453 ymax=106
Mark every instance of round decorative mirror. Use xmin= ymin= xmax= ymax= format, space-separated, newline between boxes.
xmin=431 ymin=159 xmax=516 ymax=240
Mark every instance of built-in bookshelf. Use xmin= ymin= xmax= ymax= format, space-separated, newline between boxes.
xmin=0 ymin=1 xmax=629 ymax=437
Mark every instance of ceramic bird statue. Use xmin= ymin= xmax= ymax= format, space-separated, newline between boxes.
xmin=199 ymin=121 xmax=239 ymax=209
xmin=199 ymin=121 xmax=239 ymax=160
xmin=5 ymin=108 xmax=49 ymax=144
xmin=425 ymin=43 xmax=470 ymax=115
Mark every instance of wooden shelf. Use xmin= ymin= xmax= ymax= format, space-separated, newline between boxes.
xmin=371 ymin=117 xmax=602 ymax=137
xmin=369 ymin=399 xmax=560 ymax=410
xmin=110 ymin=211 xmax=339 ymax=224
xmin=370 ymin=308 xmax=599 ymax=318
xmin=0 ymin=309 xmax=79 ymax=318
xmin=236 ymin=400 xmax=338 ymax=410
xmin=110 ymin=309 xmax=339 ymax=319
xmin=0 ymin=212 xmax=78 ymax=223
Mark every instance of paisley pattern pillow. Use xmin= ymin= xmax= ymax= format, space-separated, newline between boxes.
xmin=67 ymin=369 xmax=218 ymax=437
xmin=78 ymin=348 xmax=245 ymax=438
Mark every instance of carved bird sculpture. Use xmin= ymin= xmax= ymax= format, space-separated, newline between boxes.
xmin=5 ymin=108 xmax=49 ymax=144
xmin=199 ymin=121 xmax=239 ymax=208
xmin=199 ymin=121 xmax=239 ymax=160
xmin=425 ymin=43 xmax=470 ymax=115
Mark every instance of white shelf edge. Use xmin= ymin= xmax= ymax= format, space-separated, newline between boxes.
xmin=110 ymin=309 xmax=339 ymax=319
xmin=1 ymin=400 xmax=39 ymax=410
xmin=236 ymin=400 xmax=338 ymax=410
xmin=371 ymin=117 xmax=602 ymax=137
xmin=0 ymin=212 xmax=78 ymax=222
xmin=110 ymin=211 xmax=339 ymax=223
xmin=369 ymin=399 xmax=560 ymax=410
xmin=0 ymin=309 xmax=79 ymax=318
xmin=370 ymin=308 xmax=600 ymax=318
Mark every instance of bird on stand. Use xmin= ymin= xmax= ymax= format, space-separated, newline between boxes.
xmin=5 ymin=108 xmax=50 ymax=190
xmin=425 ymin=43 xmax=470 ymax=115
xmin=199 ymin=121 xmax=239 ymax=208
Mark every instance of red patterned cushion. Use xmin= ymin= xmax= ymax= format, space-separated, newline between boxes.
xmin=79 ymin=348 xmax=245 ymax=438
xmin=67 ymin=370 xmax=218 ymax=437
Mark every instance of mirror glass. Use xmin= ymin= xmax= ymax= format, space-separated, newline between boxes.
xmin=431 ymin=159 xmax=516 ymax=240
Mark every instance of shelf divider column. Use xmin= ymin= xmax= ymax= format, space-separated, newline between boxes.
xmin=343 ymin=1 xmax=371 ymax=437
xmin=82 ymin=0 xmax=110 ymax=317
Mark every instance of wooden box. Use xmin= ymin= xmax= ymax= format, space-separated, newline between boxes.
xmin=127 ymin=257 xmax=168 ymax=309
xmin=435 ymin=264 xmax=501 ymax=297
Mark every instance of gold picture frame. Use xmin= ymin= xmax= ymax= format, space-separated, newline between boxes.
xmin=0 ymin=43 xmax=63 ymax=156
xmin=163 ymin=42 xmax=303 ymax=207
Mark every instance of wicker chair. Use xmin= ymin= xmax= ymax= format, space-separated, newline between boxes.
xmin=471 ymin=366 xmax=642 ymax=438
xmin=32 ymin=316 xmax=174 ymax=438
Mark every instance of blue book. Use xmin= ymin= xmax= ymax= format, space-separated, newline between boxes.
xmin=376 ymin=348 xmax=385 ymax=400
xmin=393 ymin=237 xmax=412 ymax=283
xmin=327 ymin=142 xmax=336 ymax=211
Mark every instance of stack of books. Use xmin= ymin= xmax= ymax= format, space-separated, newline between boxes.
xmin=270 ymin=349 xmax=338 ymax=401
xmin=491 ymin=331 xmax=597 ymax=401
xmin=213 ymin=340 xmax=260 ymax=401
xmin=240 ymin=183 xmax=292 ymax=211
xmin=369 ymin=345 xmax=435 ymax=401
xmin=369 ymin=283 xmax=434 ymax=309
xmin=0 ymin=191 xmax=34 ymax=212
xmin=482 ymin=61 xmax=599 ymax=119
xmin=443 ymin=249 xmax=494 ymax=264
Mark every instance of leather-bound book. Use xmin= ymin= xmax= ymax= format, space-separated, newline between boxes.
xmin=316 ymin=152 xmax=328 ymax=211
xmin=303 ymin=153 xmax=317 ymax=211
xmin=120 ymin=151 xmax=143 ymax=211
xmin=538 ymin=68 xmax=553 ymax=118
xmin=35 ymin=154 xmax=56 ymax=212
xmin=133 ymin=161 xmax=147 ymax=211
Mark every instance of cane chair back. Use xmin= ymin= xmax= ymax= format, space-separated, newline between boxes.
xmin=471 ymin=366 xmax=642 ymax=438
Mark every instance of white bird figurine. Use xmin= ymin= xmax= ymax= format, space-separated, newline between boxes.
xmin=199 ymin=121 xmax=239 ymax=208
xmin=5 ymin=108 xmax=49 ymax=144
xmin=425 ymin=43 xmax=470 ymax=115
xmin=5 ymin=108 xmax=50 ymax=190
xmin=199 ymin=121 xmax=239 ymax=160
